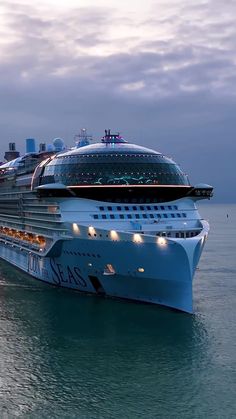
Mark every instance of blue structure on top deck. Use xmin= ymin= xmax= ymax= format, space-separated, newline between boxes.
xmin=26 ymin=138 xmax=36 ymax=153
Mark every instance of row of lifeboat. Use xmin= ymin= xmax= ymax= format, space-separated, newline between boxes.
xmin=0 ymin=226 xmax=46 ymax=247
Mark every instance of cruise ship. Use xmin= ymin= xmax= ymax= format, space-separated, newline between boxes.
xmin=0 ymin=130 xmax=213 ymax=313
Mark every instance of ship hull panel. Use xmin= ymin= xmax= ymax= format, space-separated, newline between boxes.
xmin=0 ymin=233 xmax=206 ymax=313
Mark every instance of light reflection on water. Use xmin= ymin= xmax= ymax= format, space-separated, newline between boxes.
xmin=0 ymin=204 xmax=235 ymax=418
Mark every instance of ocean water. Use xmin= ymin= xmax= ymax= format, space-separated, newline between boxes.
xmin=0 ymin=204 xmax=235 ymax=419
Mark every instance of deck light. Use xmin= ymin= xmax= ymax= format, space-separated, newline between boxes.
xmin=88 ymin=226 xmax=96 ymax=235
xmin=138 ymin=267 xmax=145 ymax=273
xmin=73 ymin=223 xmax=80 ymax=234
xmin=157 ymin=237 xmax=167 ymax=246
xmin=133 ymin=233 xmax=143 ymax=243
xmin=110 ymin=230 xmax=119 ymax=240
xmin=103 ymin=264 xmax=116 ymax=275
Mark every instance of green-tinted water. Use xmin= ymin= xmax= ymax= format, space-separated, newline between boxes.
xmin=0 ymin=204 xmax=235 ymax=418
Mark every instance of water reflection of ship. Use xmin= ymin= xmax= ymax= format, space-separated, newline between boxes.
xmin=0 ymin=258 xmax=209 ymax=349
xmin=0 ymin=258 xmax=212 ymax=417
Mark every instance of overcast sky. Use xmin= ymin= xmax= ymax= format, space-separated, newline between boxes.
xmin=0 ymin=0 xmax=235 ymax=202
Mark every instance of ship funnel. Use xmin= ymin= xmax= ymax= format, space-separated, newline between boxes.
xmin=4 ymin=142 xmax=20 ymax=161
xmin=26 ymin=138 xmax=36 ymax=153
xmin=9 ymin=142 xmax=16 ymax=151
xmin=39 ymin=143 xmax=46 ymax=152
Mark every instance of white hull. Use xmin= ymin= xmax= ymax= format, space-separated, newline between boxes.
xmin=0 ymin=220 xmax=208 ymax=313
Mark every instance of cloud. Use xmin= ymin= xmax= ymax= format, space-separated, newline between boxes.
xmin=1 ymin=0 xmax=235 ymax=96
xmin=0 ymin=0 xmax=235 ymax=201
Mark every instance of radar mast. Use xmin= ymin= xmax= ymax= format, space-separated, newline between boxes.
xmin=74 ymin=128 xmax=92 ymax=148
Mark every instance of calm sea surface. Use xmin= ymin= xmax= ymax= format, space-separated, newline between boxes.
xmin=0 ymin=204 xmax=235 ymax=418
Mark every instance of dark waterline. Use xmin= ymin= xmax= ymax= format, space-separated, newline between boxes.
xmin=0 ymin=204 xmax=235 ymax=418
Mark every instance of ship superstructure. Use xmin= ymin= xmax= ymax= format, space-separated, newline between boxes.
xmin=0 ymin=131 xmax=213 ymax=312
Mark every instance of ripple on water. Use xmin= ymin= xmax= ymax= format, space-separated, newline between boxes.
xmin=0 ymin=204 xmax=236 ymax=418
